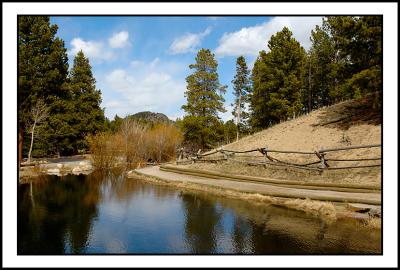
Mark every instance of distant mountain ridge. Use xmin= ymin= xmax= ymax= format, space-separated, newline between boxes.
xmin=130 ymin=111 xmax=173 ymax=124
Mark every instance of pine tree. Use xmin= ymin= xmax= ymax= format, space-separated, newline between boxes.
xmin=231 ymin=56 xmax=251 ymax=141
xmin=69 ymin=51 xmax=105 ymax=151
xmin=250 ymin=50 xmax=272 ymax=129
xmin=18 ymin=16 xmax=69 ymax=160
xmin=250 ymin=27 xmax=306 ymax=130
xmin=306 ymin=22 xmax=340 ymax=111
xmin=181 ymin=49 xmax=227 ymax=150
xmin=326 ymin=16 xmax=382 ymax=106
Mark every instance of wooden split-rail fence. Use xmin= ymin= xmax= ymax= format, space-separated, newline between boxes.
xmin=176 ymin=144 xmax=381 ymax=172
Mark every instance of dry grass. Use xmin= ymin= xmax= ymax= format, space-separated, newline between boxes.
xmin=283 ymin=198 xmax=337 ymax=223
xmin=363 ymin=217 xmax=382 ymax=230
xmin=185 ymin=160 xmax=381 ymax=186
xmin=184 ymin=99 xmax=381 ymax=187
xmin=222 ymin=99 xmax=381 ymax=154
xmin=88 ymin=121 xmax=183 ymax=170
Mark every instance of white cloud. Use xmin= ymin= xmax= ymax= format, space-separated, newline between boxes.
xmin=108 ymin=31 xmax=130 ymax=48
xmin=70 ymin=37 xmax=114 ymax=62
xmin=70 ymin=31 xmax=130 ymax=62
xmin=103 ymin=59 xmax=186 ymax=119
xmin=105 ymin=69 xmax=136 ymax=93
xmin=169 ymin=27 xmax=212 ymax=54
xmin=130 ymin=60 xmax=143 ymax=68
xmin=215 ymin=17 xmax=323 ymax=57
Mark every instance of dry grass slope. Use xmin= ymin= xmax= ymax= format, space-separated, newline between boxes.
xmin=185 ymin=98 xmax=382 ymax=186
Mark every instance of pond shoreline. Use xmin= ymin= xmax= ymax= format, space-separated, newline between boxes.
xmin=18 ymin=157 xmax=381 ymax=231
xmin=128 ymin=169 xmax=381 ymax=230
xmin=19 ymin=155 xmax=93 ymax=182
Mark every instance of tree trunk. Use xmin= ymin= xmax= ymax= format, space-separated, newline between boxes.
xmin=308 ymin=57 xmax=312 ymax=113
xmin=18 ymin=129 xmax=24 ymax=166
xmin=236 ymin=93 xmax=241 ymax=142
xmin=28 ymin=121 xmax=36 ymax=163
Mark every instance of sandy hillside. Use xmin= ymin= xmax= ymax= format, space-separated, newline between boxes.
xmin=223 ymin=98 xmax=381 ymax=155
xmin=185 ymin=98 xmax=382 ymax=186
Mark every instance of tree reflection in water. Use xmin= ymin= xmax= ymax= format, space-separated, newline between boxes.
xmin=181 ymin=193 xmax=223 ymax=254
xmin=18 ymin=172 xmax=381 ymax=254
xmin=18 ymin=174 xmax=101 ymax=254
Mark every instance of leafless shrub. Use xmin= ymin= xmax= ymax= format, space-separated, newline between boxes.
xmin=120 ymin=118 xmax=148 ymax=167
xmin=146 ymin=124 xmax=183 ymax=163
xmin=88 ymin=121 xmax=183 ymax=170
xmin=87 ymin=132 xmax=122 ymax=169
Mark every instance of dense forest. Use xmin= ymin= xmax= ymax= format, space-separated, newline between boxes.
xmin=18 ymin=16 xmax=382 ymax=163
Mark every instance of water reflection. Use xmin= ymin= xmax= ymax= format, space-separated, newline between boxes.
xmin=181 ymin=193 xmax=223 ymax=253
xmin=18 ymin=175 xmax=100 ymax=254
xmin=18 ymin=173 xmax=381 ymax=254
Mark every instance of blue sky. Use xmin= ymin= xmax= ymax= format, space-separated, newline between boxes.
xmin=50 ymin=16 xmax=323 ymax=121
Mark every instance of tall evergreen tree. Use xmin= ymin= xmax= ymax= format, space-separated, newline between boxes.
xmin=306 ymin=22 xmax=340 ymax=111
xmin=326 ymin=16 xmax=382 ymax=106
xmin=18 ymin=16 xmax=69 ymax=160
xmin=231 ymin=56 xmax=251 ymax=141
xmin=68 ymin=51 xmax=105 ymax=151
xmin=250 ymin=27 xmax=306 ymax=130
xmin=181 ymin=49 xmax=227 ymax=150
xmin=250 ymin=50 xmax=271 ymax=129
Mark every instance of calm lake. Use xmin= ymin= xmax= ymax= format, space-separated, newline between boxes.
xmin=18 ymin=172 xmax=381 ymax=254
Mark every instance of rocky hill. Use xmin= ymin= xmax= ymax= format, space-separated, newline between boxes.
xmin=130 ymin=111 xmax=173 ymax=124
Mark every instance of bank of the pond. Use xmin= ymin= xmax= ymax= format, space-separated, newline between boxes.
xmin=19 ymin=155 xmax=93 ymax=182
xmin=129 ymin=167 xmax=381 ymax=230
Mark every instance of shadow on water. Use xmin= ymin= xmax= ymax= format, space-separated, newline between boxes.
xmin=18 ymin=171 xmax=381 ymax=254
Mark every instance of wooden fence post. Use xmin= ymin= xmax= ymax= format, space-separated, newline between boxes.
xmin=315 ymin=147 xmax=329 ymax=175
xmin=263 ymin=147 xmax=267 ymax=168
xmin=221 ymin=146 xmax=228 ymax=160
xmin=177 ymin=147 xmax=184 ymax=161
xmin=320 ymin=150 xmax=326 ymax=170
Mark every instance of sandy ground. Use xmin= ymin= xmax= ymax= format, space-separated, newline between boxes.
xmin=185 ymin=99 xmax=382 ymax=186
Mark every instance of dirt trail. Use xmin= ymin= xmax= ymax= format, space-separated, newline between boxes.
xmin=134 ymin=166 xmax=381 ymax=205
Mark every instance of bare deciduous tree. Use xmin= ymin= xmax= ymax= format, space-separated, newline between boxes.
xmin=27 ymin=99 xmax=49 ymax=163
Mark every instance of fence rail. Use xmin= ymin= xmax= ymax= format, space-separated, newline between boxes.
xmin=176 ymin=143 xmax=382 ymax=172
